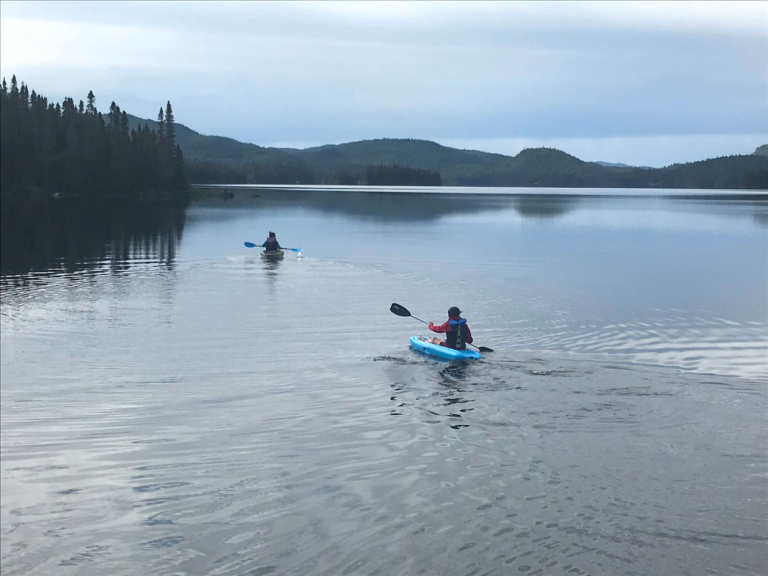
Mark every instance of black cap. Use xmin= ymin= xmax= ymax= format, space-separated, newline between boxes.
xmin=448 ymin=306 xmax=461 ymax=317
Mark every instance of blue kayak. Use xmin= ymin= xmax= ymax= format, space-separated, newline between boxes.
xmin=410 ymin=336 xmax=483 ymax=361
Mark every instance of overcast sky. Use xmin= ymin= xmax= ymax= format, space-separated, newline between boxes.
xmin=1 ymin=1 xmax=766 ymax=166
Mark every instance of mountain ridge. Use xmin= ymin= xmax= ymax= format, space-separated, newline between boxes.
xmin=126 ymin=115 xmax=768 ymax=189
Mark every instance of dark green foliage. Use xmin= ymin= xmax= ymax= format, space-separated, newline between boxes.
xmin=0 ymin=78 xmax=189 ymax=197
xmin=322 ymin=170 xmax=358 ymax=185
xmin=321 ymin=163 xmax=440 ymax=185
xmin=361 ymin=163 xmax=440 ymax=185
xmin=186 ymin=160 xmax=315 ymax=185
xmin=123 ymin=111 xmax=768 ymax=189
xmin=743 ymin=168 xmax=768 ymax=190
xmin=157 ymin=107 xmax=165 ymax=142
xmin=165 ymin=101 xmax=176 ymax=155
xmin=300 ymin=141 xmax=768 ymax=189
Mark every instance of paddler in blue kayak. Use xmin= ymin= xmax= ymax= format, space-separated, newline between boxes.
xmin=421 ymin=306 xmax=474 ymax=350
xmin=261 ymin=231 xmax=281 ymax=252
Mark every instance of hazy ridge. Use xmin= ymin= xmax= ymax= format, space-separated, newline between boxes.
xmin=127 ymin=115 xmax=768 ymax=189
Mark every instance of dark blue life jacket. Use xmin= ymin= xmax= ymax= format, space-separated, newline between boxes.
xmin=265 ymin=237 xmax=277 ymax=251
xmin=446 ymin=318 xmax=468 ymax=350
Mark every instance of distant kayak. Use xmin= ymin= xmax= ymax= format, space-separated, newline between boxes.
xmin=260 ymin=249 xmax=285 ymax=261
xmin=410 ymin=336 xmax=483 ymax=360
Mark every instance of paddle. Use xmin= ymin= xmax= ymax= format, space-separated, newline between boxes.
xmin=244 ymin=242 xmax=302 ymax=252
xmin=389 ymin=303 xmax=493 ymax=353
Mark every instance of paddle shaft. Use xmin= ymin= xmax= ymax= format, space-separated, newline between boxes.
xmin=244 ymin=242 xmax=301 ymax=251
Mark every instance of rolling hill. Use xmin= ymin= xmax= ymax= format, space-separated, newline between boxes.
xmin=127 ymin=115 xmax=768 ymax=189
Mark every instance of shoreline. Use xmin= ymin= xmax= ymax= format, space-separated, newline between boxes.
xmin=192 ymin=183 xmax=768 ymax=200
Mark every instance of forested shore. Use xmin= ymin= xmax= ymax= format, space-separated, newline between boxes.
xmin=3 ymin=77 xmax=766 ymax=193
xmin=0 ymin=77 xmax=190 ymax=197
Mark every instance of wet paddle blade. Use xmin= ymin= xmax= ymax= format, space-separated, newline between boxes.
xmin=390 ymin=303 xmax=412 ymax=317
xmin=478 ymin=346 xmax=494 ymax=353
xmin=244 ymin=242 xmax=257 ymax=248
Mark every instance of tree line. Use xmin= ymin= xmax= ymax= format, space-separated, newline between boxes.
xmin=0 ymin=77 xmax=189 ymax=196
xmin=323 ymin=163 xmax=441 ymax=186
xmin=187 ymin=160 xmax=315 ymax=185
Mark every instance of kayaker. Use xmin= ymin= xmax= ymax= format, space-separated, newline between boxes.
xmin=261 ymin=232 xmax=281 ymax=252
xmin=422 ymin=307 xmax=473 ymax=350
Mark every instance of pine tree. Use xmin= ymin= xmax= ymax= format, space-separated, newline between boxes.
xmin=0 ymin=79 xmax=186 ymax=196
xmin=165 ymin=101 xmax=176 ymax=156
xmin=86 ymin=91 xmax=96 ymax=115
xmin=109 ymin=101 xmax=119 ymax=132
xmin=157 ymin=107 xmax=165 ymax=142
xmin=120 ymin=110 xmax=129 ymax=137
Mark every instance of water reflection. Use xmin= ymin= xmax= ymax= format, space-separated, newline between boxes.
xmin=0 ymin=195 xmax=188 ymax=279
xmin=194 ymin=187 xmax=768 ymax=230
xmin=754 ymin=210 xmax=768 ymax=227
xmin=195 ymin=188 xmax=580 ymax=222
xmin=513 ymin=195 xmax=578 ymax=218
xmin=2 ymin=187 xmax=766 ymax=576
xmin=263 ymin=259 xmax=282 ymax=298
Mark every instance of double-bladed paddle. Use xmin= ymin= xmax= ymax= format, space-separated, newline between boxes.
xmin=244 ymin=242 xmax=302 ymax=252
xmin=389 ymin=303 xmax=493 ymax=353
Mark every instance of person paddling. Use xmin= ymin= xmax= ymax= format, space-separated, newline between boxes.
xmin=261 ymin=232 xmax=281 ymax=252
xmin=420 ymin=306 xmax=473 ymax=350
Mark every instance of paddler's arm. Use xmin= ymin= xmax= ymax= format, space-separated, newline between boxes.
xmin=428 ymin=321 xmax=451 ymax=334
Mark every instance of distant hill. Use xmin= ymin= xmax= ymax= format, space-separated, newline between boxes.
xmin=753 ymin=144 xmax=768 ymax=157
xmin=597 ymin=161 xmax=632 ymax=168
xmin=126 ymin=114 xmax=302 ymax=166
xmin=596 ymin=161 xmax=652 ymax=169
xmin=294 ymin=138 xmax=511 ymax=184
xmin=127 ymin=115 xmax=768 ymax=189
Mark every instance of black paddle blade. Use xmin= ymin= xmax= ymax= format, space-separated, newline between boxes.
xmin=390 ymin=303 xmax=412 ymax=317
xmin=478 ymin=346 xmax=494 ymax=353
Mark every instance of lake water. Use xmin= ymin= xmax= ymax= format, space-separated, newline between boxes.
xmin=1 ymin=187 xmax=767 ymax=576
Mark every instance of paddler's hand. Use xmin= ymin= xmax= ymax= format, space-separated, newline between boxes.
xmin=428 ymin=322 xmax=435 ymax=330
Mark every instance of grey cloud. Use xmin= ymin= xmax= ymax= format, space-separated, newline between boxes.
xmin=2 ymin=1 xmax=766 ymax=153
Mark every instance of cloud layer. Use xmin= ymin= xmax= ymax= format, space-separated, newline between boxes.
xmin=1 ymin=1 xmax=766 ymax=166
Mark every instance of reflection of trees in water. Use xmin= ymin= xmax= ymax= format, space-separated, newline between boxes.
xmin=754 ymin=210 xmax=768 ymax=227
xmin=196 ymin=188 xmax=579 ymax=222
xmin=513 ymin=195 xmax=578 ymax=219
xmin=1 ymin=195 xmax=188 ymax=277
xmin=202 ymin=188 xmax=768 ymax=225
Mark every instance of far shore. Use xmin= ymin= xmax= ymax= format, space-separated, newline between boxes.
xmin=192 ymin=183 xmax=768 ymax=201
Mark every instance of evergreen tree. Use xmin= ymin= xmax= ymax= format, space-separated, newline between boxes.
xmin=0 ymin=80 xmax=190 ymax=196
xmin=120 ymin=110 xmax=129 ymax=137
xmin=86 ymin=90 xmax=96 ymax=114
xmin=165 ymin=101 xmax=175 ymax=154
xmin=157 ymin=107 xmax=165 ymax=142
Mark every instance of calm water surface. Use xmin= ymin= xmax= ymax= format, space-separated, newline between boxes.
xmin=1 ymin=188 xmax=767 ymax=575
